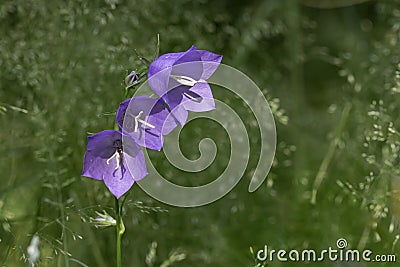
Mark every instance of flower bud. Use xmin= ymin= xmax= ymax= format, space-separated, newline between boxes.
xmin=91 ymin=211 xmax=116 ymax=228
xmin=125 ymin=71 xmax=140 ymax=87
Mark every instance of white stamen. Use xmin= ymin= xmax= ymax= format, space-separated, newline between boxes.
xmin=170 ymin=75 xmax=198 ymax=87
xmin=183 ymin=92 xmax=199 ymax=101
xmin=134 ymin=111 xmax=155 ymax=132
xmin=106 ymin=151 xmax=121 ymax=170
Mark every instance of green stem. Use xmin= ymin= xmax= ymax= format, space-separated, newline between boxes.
xmin=116 ymin=226 xmax=122 ymax=267
xmin=115 ymin=197 xmax=125 ymax=267
xmin=310 ymin=102 xmax=352 ymax=204
xmin=124 ymin=87 xmax=130 ymax=99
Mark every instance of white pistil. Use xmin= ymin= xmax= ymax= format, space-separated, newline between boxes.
xmin=134 ymin=111 xmax=155 ymax=132
xmin=106 ymin=150 xmax=121 ymax=170
xmin=170 ymin=75 xmax=198 ymax=87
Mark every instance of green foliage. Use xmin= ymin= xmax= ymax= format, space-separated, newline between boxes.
xmin=1 ymin=0 xmax=400 ymax=266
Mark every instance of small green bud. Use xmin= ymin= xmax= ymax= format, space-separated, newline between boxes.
xmin=125 ymin=71 xmax=140 ymax=87
xmin=91 ymin=211 xmax=116 ymax=229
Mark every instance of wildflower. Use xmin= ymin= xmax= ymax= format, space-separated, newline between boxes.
xmin=116 ymin=96 xmax=178 ymax=151
xmin=82 ymin=130 xmax=147 ymax=198
xmin=148 ymin=46 xmax=222 ymax=125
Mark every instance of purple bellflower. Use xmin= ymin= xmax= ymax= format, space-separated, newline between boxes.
xmin=116 ymin=96 xmax=178 ymax=151
xmin=148 ymin=46 xmax=222 ymax=126
xmin=82 ymin=130 xmax=147 ymax=198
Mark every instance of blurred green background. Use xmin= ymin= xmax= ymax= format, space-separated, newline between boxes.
xmin=1 ymin=0 xmax=400 ymax=266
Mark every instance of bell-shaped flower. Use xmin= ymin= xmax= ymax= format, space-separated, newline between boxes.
xmin=82 ymin=130 xmax=147 ymax=198
xmin=116 ymin=96 xmax=178 ymax=151
xmin=148 ymin=46 xmax=222 ymax=126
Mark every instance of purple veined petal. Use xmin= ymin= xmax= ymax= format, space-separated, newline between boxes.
xmin=161 ymin=103 xmax=188 ymax=135
xmin=166 ymin=46 xmax=222 ymax=83
xmin=82 ymin=151 xmax=111 ymax=181
xmin=148 ymin=46 xmax=199 ymax=97
xmin=181 ymin=82 xmax=216 ymax=112
xmin=163 ymin=82 xmax=215 ymax=113
xmin=116 ymin=96 xmax=172 ymax=151
xmin=116 ymin=98 xmax=130 ymax=131
xmin=172 ymin=48 xmax=203 ymax=82
xmin=198 ymin=50 xmax=223 ymax=80
xmin=161 ymin=86 xmax=190 ymax=128
xmin=85 ymin=130 xmax=120 ymax=158
xmin=101 ymin=156 xmax=135 ymax=199
xmin=148 ymin=64 xmax=172 ymax=97
xmin=168 ymin=47 xmax=203 ymax=91
xmin=170 ymin=62 xmax=202 ymax=89
xmin=116 ymin=97 xmax=155 ymax=132
xmin=122 ymin=140 xmax=148 ymax=181
xmin=148 ymin=46 xmax=221 ymax=121
xmin=148 ymin=47 xmax=197 ymax=77
xmin=82 ymin=130 xmax=148 ymax=198
xmin=163 ymin=86 xmax=184 ymax=109
xmin=82 ymin=130 xmax=122 ymax=180
xmin=174 ymin=45 xmax=199 ymax=65
xmin=103 ymin=139 xmax=147 ymax=199
xmin=148 ymin=49 xmax=191 ymax=96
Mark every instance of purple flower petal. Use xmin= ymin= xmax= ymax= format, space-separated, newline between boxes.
xmin=84 ymin=130 xmax=119 ymax=159
xmin=198 ymin=49 xmax=223 ymax=80
xmin=162 ymin=104 xmax=188 ymax=135
xmin=148 ymin=46 xmax=221 ymax=118
xmin=163 ymin=83 xmax=215 ymax=113
xmin=148 ymin=64 xmax=172 ymax=97
xmin=181 ymin=82 xmax=215 ymax=112
xmin=148 ymin=47 xmax=198 ymax=97
xmin=103 ymin=142 xmax=147 ymax=198
xmin=99 ymin=158 xmax=135 ymax=199
xmin=82 ymin=130 xmax=147 ymax=199
xmin=82 ymin=151 xmax=112 ymax=181
xmin=116 ymin=96 xmax=173 ymax=151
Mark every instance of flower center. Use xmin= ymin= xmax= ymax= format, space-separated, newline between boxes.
xmin=134 ymin=111 xmax=155 ymax=132
xmin=107 ymin=142 xmax=123 ymax=170
xmin=170 ymin=75 xmax=198 ymax=87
